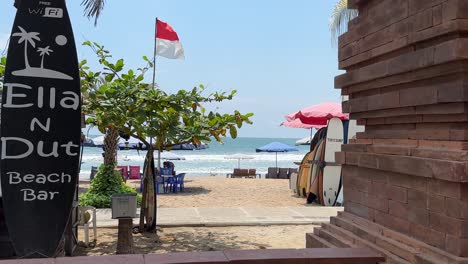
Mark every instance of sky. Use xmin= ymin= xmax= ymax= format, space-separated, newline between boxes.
xmin=0 ymin=1 xmax=342 ymax=139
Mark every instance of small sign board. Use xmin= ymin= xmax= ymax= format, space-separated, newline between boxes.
xmin=111 ymin=194 xmax=137 ymax=219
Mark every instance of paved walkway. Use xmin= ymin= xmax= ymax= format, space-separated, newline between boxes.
xmin=95 ymin=207 xmax=343 ymax=227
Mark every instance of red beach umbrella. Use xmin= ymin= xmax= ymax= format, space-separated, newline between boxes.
xmin=281 ymin=119 xmax=325 ymax=129
xmin=289 ymin=102 xmax=349 ymax=125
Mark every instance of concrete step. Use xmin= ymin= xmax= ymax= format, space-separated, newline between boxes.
xmin=321 ymin=223 xmax=410 ymax=264
xmin=305 ymin=232 xmax=337 ymax=248
xmin=339 ymin=211 xmax=468 ymax=264
xmin=332 ymin=216 xmax=428 ymax=263
xmin=314 ymin=227 xmax=355 ymax=248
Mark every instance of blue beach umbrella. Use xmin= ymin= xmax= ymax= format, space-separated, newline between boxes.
xmin=256 ymin=142 xmax=299 ymax=168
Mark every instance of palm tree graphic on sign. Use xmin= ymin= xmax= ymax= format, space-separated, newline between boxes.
xmin=37 ymin=46 xmax=53 ymax=69
xmin=12 ymin=26 xmax=40 ymax=69
xmin=11 ymin=26 xmax=73 ymax=80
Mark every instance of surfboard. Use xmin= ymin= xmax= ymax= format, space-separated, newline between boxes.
xmin=297 ymin=150 xmax=315 ymax=197
xmin=289 ymin=172 xmax=298 ymax=193
xmin=321 ymin=118 xmax=344 ymax=206
xmin=306 ymin=138 xmax=323 ymax=202
xmin=1 ymin=0 xmax=81 ymax=257
xmin=309 ymin=138 xmax=326 ymax=204
xmin=305 ymin=140 xmax=320 ymax=197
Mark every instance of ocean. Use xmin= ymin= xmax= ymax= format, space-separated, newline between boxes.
xmin=79 ymin=137 xmax=310 ymax=178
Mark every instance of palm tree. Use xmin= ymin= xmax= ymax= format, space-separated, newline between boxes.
xmin=329 ymin=0 xmax=358 ymax=44
xmin=14 ymin=0 xmax=106 ymax=26
xmin=12 ymin=26 xmax=40 ymax=69
xmin=81 ymin=0 xmax=106 ymax=26
xmin=37 ymin=46 xmax=53 ymax=68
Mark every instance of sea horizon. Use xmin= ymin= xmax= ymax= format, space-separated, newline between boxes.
xmin=79 ymin=136 xmax=311 ymax=178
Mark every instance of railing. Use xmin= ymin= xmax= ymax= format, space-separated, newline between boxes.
xmin=0 ymin=248 xmax=384 ymax=264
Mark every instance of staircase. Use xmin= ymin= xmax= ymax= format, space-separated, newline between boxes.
xmin=306 ymin=211 xmax=468 ymax=264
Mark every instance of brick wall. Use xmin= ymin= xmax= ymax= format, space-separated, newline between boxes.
xmin=336 ymin=0 xmax=468 ymax=257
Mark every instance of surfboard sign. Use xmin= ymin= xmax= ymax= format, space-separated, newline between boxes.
xmin=321 ymin=118 xmax=344 ymax=206
xmin=1 ymin=0 xmax=80 ymax=257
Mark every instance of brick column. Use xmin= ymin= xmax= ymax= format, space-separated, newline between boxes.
xmin=307 ymin=0 xmax=468 ymax=263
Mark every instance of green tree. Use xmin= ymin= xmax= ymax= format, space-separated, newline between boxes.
xmin=0 ymin=56 xmax=5 ymax=79
xmin=0 ymin=56 xmax=5 ymax=91
xmin=330 ymin=0 xmax=358 ymax=44
xmin=81 ymin=0 xmax=105 ymax=25
xmin=80 ymin=41 xmax=253 ymax=241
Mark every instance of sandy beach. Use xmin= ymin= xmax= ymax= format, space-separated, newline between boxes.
xmin=75 ymin=225 xmax=316 ymax=256
xmin=76 ymin=176 xmax=316 ymax=255
xmin=79 ymin=177 xmax=310 ymax=208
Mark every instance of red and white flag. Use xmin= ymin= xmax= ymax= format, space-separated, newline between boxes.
xmin=155 ymin=19 xmax=185 ymax=60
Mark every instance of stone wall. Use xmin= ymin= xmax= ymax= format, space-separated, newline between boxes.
xmin=339 ymin=0 xmax=468 ymax=257
xmin=307 ymin=0 xmax=468 ymax=262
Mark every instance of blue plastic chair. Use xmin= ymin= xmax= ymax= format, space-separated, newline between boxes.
xmin=161 ymin=168 xmax=172 ymax=175
xmin=176 ymin=173 xmax=186 ymax=192
xmin=164 ymin=176 xmax=177 ymax=193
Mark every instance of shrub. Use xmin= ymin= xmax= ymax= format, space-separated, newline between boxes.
xmin=80 ymin=164 xmax=141 ymax=208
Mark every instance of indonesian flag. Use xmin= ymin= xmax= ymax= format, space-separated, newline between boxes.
xmin=155 ymin=19 xmax=185 ymax=60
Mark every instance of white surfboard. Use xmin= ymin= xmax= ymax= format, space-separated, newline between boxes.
xmin=289 ymin=172 xmax=298 ymax=193
xmin=335 ymin=120 xmax=365 ymax=206
xmin=322 ymin=118 xmax=344 ymax=206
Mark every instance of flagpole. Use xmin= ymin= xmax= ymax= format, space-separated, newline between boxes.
xmin=152 ymin=18 xmax=162 ymax=173
xmin=152 ymin=17 xmax=158 ymax=90
xmin=152 ymin=17 xmax=159 ymax=235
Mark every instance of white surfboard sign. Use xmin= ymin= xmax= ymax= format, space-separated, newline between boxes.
xmin=322 ymin=118 xmax=344 ymax=206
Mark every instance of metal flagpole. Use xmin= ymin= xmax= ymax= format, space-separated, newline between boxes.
xmin=152 ymin=18 xmax=162 ymax=173
xmin=151 ymin=17 xmax=160 ymax=238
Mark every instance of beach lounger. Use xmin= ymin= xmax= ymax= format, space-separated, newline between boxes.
xmin=248 ymin=169 xmax=259 ymax=178
xmin=232 ymin=169 xmax=248 ymax=178
xmin=117 ymin=165 xmax=128 ymax=181
xmin=228 ymin=168 xmax=240 ymax=178
xmin=266 ymin=167 xmax=278 ymax=178
xmin=128 ymin=166 xmax=141 ymax=179
xmin=227 ymin=168 xmax=259 ymax=178
xmin=278 ymin=168 xmax=289 ymax=179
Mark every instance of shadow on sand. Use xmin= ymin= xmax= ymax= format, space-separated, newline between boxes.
xmin=74 ymin=228 xmax=270 ymax=255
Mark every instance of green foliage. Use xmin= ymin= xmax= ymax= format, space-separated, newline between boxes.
xmin=330 ymin=0 xmax=358 ymax=45
xmin=0 ymin=56 xmax=6 ymax=91
xmin=0 ymin=56 xmax=6 ymax=86
xmin=80 ymin=164 xmax=141 ymax=208
xmin=80 ymin=41 xmax=254 ymax=150
xmin=0 ymin=56 xmax=5 ymax=77
xmin=80 ymin=41 xmax=253 ymax=215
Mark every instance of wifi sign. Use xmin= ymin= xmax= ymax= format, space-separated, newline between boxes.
xmin=43 ymin=8 xmax=63 ymax=18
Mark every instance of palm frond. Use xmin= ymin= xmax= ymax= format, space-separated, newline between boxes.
xmin=329 ymin=0 xmax=358 ymax=45
xmin=81 ymin=0 xmax=105 ymax=26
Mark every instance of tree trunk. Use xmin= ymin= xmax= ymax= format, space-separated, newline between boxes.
xmin=139 ymin=149 xmax=157 ymax=232
xmin=103 ymin=127 xmax=118 ymax=166
xmin=116 ymin=219 xmax=134 ymax=254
